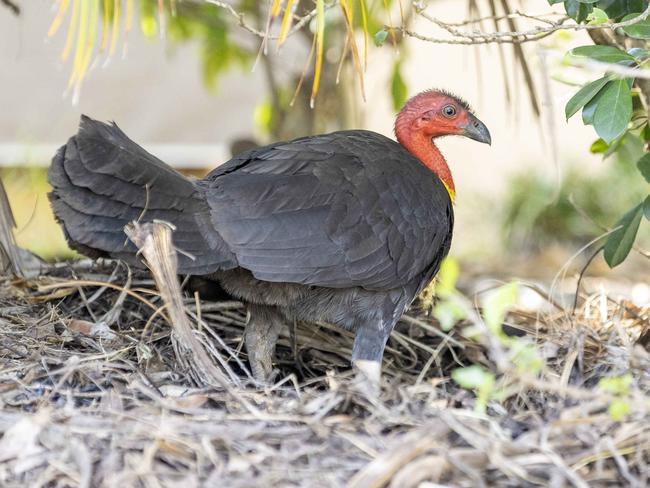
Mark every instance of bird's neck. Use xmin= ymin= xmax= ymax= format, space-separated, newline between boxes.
xmin=395 ymin=125 xmax=456 ymax=201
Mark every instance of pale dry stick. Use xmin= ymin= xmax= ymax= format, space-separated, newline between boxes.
xmin=548 ymin=229 xmax=619 ymax=322
xmin=400 ymin=315 xmax=464 ymax=348
xmin=567 ymin=194 xmax=650 ymax=261
xmin=439 ymin=10 xmax=564 ymax=28
xmin=521 ymin=375 xmax=650 ymax=409
xmin=39 ymin=280 xmax=162 ymax=315
xmin=603 ymin=436 xmax=639 ymax=486
xmin=538 ymin=438 xmax=590 ymax=488
xmin=185 ymin=301 xmax=243 ymax=312
xmin=0 ymin=344 xmax=136 ymax=377
xmin=388 ymin=330 xmax=420 ymax=369
xmin=77 ymin=261 xmax=122 ymax=307
xmin=510 ymin=281 xmax=565 ymax=312
xmin=563 ymin=53 xmax=650 ymax=83
xmin=99 ymin=264 xmax=132 ymax=327
xmin=335 ymin=430 xmax=379 ymax=459
xmin=186 ymin=310 xmax=253 ymax=381
xmin=194 ymin=291 xmax=201 ymax=330
xmin=141 ymin=302 xmax=169 ymax=342
xmin=194 ymin=329 xmax=245 ymax=386
xmin=347 ymin=425 xmax=450 ymax=488
xmin=415 ymin=331 xmax=455 ymax=385
xmin=124 ymin=221 xmax=261 ymax=416
xmin=439 ymin=412 xmax=532 ymax=482
xmin=74 ymin=285 xmax=100 ymax=322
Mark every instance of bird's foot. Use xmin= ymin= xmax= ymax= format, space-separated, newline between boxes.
xmin=352 ymin=359 xmax=382 ymax=399
xmin=249 ymin=356 xmax=279 ymax=387
xmin=244 ymin=305 xmax=284 ymax=388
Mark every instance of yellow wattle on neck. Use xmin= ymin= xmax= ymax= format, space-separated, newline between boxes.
xmin=441 ymin=179 xmax=456 ymax=204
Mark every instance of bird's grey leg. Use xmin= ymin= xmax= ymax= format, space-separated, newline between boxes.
xmin=351 ymin=322 xmax=392 ymax=396
xmin=244 ymin=304 xmax=285 ymax=383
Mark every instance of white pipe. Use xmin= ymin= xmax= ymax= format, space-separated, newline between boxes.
xmin=0 ymin=143 xmax=231 ymax=169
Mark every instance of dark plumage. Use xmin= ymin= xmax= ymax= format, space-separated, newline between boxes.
xmin=48 ymin=90 xmax=490 ymax=388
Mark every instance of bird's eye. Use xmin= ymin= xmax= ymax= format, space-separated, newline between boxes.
xmin=442 ymin=105 xmax=457 ymax=118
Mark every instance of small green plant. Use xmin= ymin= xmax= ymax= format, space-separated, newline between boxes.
xmin=599 ymin=373 xmax=633 ymax=420
xmin=452 ymin=365 xmax=495 ymax=412
xmin=426 ymin=257 xmax=467 ymax=331
xmin=452 ymin=282 xmax=544 ymax=413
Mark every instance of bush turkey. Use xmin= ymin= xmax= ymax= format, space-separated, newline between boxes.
xmin=48 ymin=89 xmax=491 ymax=391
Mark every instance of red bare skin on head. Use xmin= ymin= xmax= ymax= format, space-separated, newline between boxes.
xmin=394 ymin=90 xmax=476 ymax=197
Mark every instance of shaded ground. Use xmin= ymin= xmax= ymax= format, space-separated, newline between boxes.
xmin=0 ymin=256 xmax=648 ymax=487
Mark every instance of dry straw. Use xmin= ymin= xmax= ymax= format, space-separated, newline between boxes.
xmin=0 ymin=221 xmax=648 ymax=486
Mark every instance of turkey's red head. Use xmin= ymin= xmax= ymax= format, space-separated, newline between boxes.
xmin=394 ymin=89 xmax=491 ymax=201
xmin=395 ymin=90 xmax=491 ymax=145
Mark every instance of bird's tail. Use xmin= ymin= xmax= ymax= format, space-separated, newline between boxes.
xmin=48 ymin=115 xmax=234 ymax=274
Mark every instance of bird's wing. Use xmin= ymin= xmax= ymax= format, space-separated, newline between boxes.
xmin=201 ymin=131 xmax=453 ymax=291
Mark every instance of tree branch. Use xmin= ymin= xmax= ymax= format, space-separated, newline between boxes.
xmin=404 ymin=3 xmax=650 ymax=45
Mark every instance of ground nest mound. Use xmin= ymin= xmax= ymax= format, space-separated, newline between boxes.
xmin=0 ymin=228 xmax=649 ymax=487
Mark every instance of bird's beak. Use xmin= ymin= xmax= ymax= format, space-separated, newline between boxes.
xmin=461 ymin=114 xmax=491 ymax=145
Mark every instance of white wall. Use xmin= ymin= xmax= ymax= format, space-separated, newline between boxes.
xmin=1 ymin=1 xmax=602 ymax=177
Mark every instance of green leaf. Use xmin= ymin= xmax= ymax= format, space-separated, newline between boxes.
xmin=587 ymin=7 xmax=609 ymax=24
xmin=452 ymin=365 xmax=495 ymax=413
xmin=604 ymin=203 xmax=644 ymax=267
xmin=582 ymin=93 xmax=599 ymax=125
xmin=483 ymin=282 xmax=518 ymax=335
xmin=590 ymin=138 xmax=609 ymax=153
xmin=601 ymin=0 xmax=646 ymax=20
xmin=452 ymin=365 xmax=494 ymax=389
xmin=390 ymin=62 xmax=408 ymax=112
xmin=593 ymin=80 xmax=633 ymax=143
xmin=253 ymin=101 xmax=273 ymax=135
xmin=510 ymin=341 xmax=544 ymax=375
xmin=608 ymin=399 xmax=631 ymax=421
xmin=564 ymin=0 xmax=593 ymax=23
xmin=622 ymin=13 xmax=650 ymax=39
xmin=374 ymin=29 xmax=388 ymax=46
xmin=644 ymin=195 xmax=650 ymax=220
xmin=565 ymin=76 xmax=610 ymax=119
xmin=435 ymin=257 xmax=460 ymax=297
xmin=433 ymin=300 xmax=466 ymax=331
xmin=599 ymin=373 xmax=632 ymax=395
xmin=615 ymin=132 xmax=644 ymax=165
xmin=569 ymin=45 xmax=635 ymax=63
xmin=141 ymin=14 xmax=158 ymax=39
xmin=642 ymin=123 xmax=650 ymax=142
xmin=637 ymin=153 xmax=650 ymax=183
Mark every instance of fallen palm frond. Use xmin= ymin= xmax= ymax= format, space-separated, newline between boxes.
xmin=124 ymin=221 xmax=236 ymax=389
xmin=0 ymin=179 xmax=23 ymax=276
xmin=48 ymin=0 xmax=149 ymax=103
